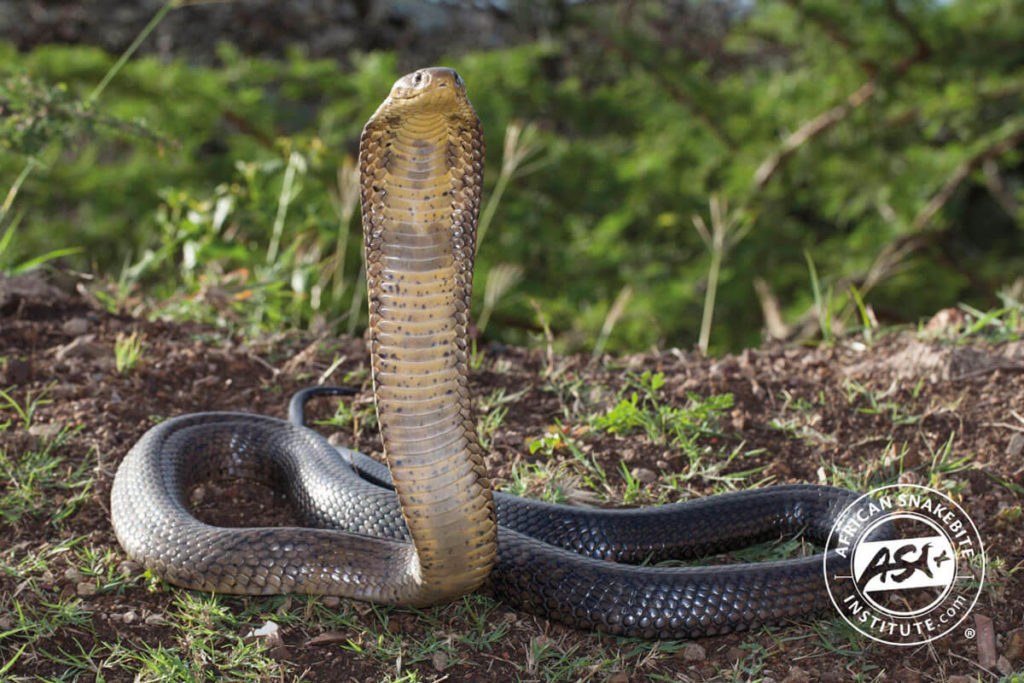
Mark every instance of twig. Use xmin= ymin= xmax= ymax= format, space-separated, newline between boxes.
xmin=529 ymin=299 xmax=556 ymax=377
xmin=754 ymin=0 xmax=930 ymax=189
xmin=754 ymin=80 xmax=876 ymax=188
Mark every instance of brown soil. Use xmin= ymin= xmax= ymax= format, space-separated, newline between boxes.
xmin=2 ymin=274 xmax=1023 ymax=682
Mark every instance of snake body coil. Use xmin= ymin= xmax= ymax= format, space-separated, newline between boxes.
xmin=111 ymin=68 xmax=859 ymax=638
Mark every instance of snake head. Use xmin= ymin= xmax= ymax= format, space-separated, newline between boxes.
xmin=380 ymin=67 xmax=472 ymax=115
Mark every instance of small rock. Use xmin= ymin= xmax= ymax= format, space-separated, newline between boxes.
xmin=246 ymin=620 xmax=283 ymax=648
xmin=682 ymin=643 xmax=705 ymax=662
xmin=974 ymin=613 xmax=997 ymax=669
xmin=144 ymin=613 xmax=168 ymax=626
xmin=28 ymin=422 xmax=64 ymax=441
xmin=306 ymin=631 xmax=348 ymax=647
xmin=61 ymin=317 xmax=90 ymax=336
xmin=268 ymin=645 xmax=290 ymax=660
xmin=947 ymin=676 xmax=974 ymax=683
xmin=996 ymin=655 xmax=1013 ymax=676
xmin=782 ymin=666 xmax=810 ymax=683
xmin=0 ymin=613 xmax=15 ymax=630
xmin=64 ymin=567 xmax=84 ymax=583
xmin=431 ymin=651 xmax=449 ymax=672
xmin=76 ymin=582 xmax=97 ymax=597
xmin=606 ymin=673 xmax=631 ymax=683
xmin=631 ymin=467 xmax=657 ymax=484
xmin=1004 ymin=627 xmax=1024 ymax=660
xmin=118 ymin=560 xmax=141 ymax=577
xmin=1008 ymin=433 xmax=1024 ymax=458
xmin=321 ymin=596 xmax=340 ymax=608
xmin=725 ymin=646 xmax=745 ymax=663
xmin=925 ymin=308 xmax=966 ymax=333
xmin=122 ymin=610 xmax=138 ymax=624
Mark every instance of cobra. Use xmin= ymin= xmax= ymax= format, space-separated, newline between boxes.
xmin=111 ymin=67 xmax=861 ymax=638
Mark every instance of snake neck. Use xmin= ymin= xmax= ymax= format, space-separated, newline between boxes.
xmin=359 ymin=101 xmax=494 ymax=604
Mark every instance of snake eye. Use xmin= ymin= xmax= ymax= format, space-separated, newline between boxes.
xmin=413 ymin=73 xmax=423 ymax=85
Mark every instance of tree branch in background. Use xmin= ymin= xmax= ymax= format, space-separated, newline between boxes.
xmin=883 ymin=0 xmax=932 ymax=60
xmin=983 ymin=158 xmax=1022 ymax=220
xmin=782 ymin=0 xmax=878 ymax=77
xmin=753 ymin=0 xmax=930 ymax=189
xmin=912 ymin=127 xmax=1024 ymax=231
xmin=753 ymin=80 xmax=876 ymax=188
xmin=588 ymin=28 xmax=737 ymax=150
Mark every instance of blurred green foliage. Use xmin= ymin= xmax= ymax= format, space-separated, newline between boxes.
xmin=1 ymin=0 xmax=1022 ymax=352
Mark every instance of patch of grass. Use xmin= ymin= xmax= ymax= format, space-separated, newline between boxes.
xmin=842 ymin=379 xmax=924 ymax=427
xmin=0 ymin=380 xmax=56 ymax=430
xmin=476 ymin=386 xmax=527 ymax=451
xmin=0 ymin=427 xmax=91 ymax=526
xmin=591 ymin=371 xmax=733 ymax=451
xmin=114 ymin=330 xmax=145 ymax=374
xmin=315 ymin=395 xmax=378 ymax=442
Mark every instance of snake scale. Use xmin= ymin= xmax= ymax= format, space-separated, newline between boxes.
xmin=111 ymin=67 xmax=860 ymax=639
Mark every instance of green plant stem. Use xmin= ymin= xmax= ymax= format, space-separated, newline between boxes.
xmin=88 ymin=1 xmax=178 ymax=104
xmin=1 ymin=158 xmax=39 ymax=220
xmin=476 ymin=169 xmax=510 ymax=253
xmin=698 ymin=245 xmax=723 ymax=355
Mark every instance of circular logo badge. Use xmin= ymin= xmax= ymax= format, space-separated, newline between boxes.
xmin=823 ymin=484 xmax=985 ymax=646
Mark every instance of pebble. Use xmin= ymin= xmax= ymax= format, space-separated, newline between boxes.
xmin=996 ymin=655 xmax=1013 ymax=676
xmin=606 ymin=673 xmax=630 ymax=683
xmin=1004 ymin=627 xmax=1024 ymax=660
xmin=631 ymin=467 xmax=657 ymax=484
xmin=1008 ymin=433 xmax=1024 ymax=458
xmin=782 ymin=667 xmax=809 ymax=683
xmin=29 ymin=422 xmax=64 ymax=440
xmin=682 ymin=643 xmax=705 ymax=662
xmin=61 ymin=317 xmax=90 ymax=336
xmin=321 ymin=596 xmax=340 ymax=608
xmin=118 ymin=560 xmax=141 ymax=577
xmin=974 ymin=613 xmax=997 ymax=669
xmin=431 ymin=651 xmax=448 ymax=671
xmin=121 ymin=610 xmax=138 ymax=624
xmin=76 ymin=581 xmax=97 ymax=597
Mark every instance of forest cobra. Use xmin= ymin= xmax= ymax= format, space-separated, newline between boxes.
xmin=111 ymin=67 xmax=864 ymax=638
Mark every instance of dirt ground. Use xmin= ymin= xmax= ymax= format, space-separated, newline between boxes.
xmin=1 ymin=274 xmax=1022 ymax=682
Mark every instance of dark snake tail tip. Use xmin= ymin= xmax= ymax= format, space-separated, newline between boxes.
xmin=288 ymin=386 xmax=359 ymax=426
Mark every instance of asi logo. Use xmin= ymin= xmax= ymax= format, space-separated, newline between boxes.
xmin=824 ymin=485 xmax=985 ymax=646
